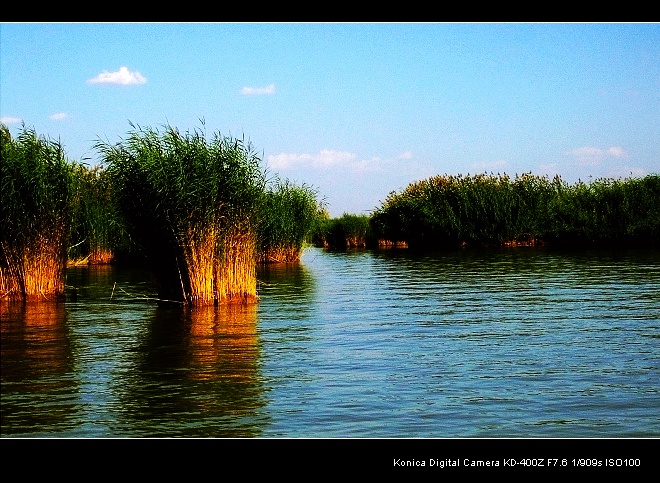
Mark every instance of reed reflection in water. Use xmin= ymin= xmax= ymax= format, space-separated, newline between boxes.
xmin=108 ymin=303 xmax=267 ymax=437
xmin=1 ymin=301 xmax=78 ymax=434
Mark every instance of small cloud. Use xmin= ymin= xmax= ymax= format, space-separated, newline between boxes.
xmin=0 ymin=116 xmax=22 ymax=124
xmin=268 ymin=152 xmax=313 ymax=169
xmin=315 ymin=149 xmax=356 ymax=167
xmin=87 ymin=66 xmax=147 ymax=85
xmin=50 ymin=112 xmax=68 ymax=121
xmin=398 ymin=151 xmax=413 ymax=160
xmin=268 ymin=150 xmax=391 ymax=174
xmin=268 ymin=149 xmax=355 ymax=169
xmin=354 ymin=157 xmax=386 ymax=174
xmin=568 ymin=146 xmax=628 ymax=166
xmin=607 ymin=146 xmax=626 ymax=158
xmin=241 ymin=84 xmax=276 ymax=95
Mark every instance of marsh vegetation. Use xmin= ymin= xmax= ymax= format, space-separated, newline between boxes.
xmin=1 ymin=124 xmax=74 ymax=300
xmin=1 ymin=122 xmax=323 ymax=305
xmin=369 ymin=173 xmax=660 ymax=250
xmin=2 ymin=122 xmax=657 ymax=305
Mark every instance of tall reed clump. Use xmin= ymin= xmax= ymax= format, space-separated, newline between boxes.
xmin=69 ymin=164 xmax=127 ymax=265
xmin=1 ymin=123 xmax=75 ymax=301
xmin=96 ymin=123 xmax=265 ymax=305
xmin=370 ymin=173 xmax=530 ymax=249
xmin=370 ymin=172 xmax=659 ymax=249
xmin=257 ymin=179 xmax=320 ymax=263
xmin=545 ymin=175 xmax=660 ymax=247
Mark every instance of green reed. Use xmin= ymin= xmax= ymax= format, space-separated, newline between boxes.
xmin=1 ymin=123 xmax=75 ymax=300
xmin=69 ymin=164 xmax=128 ymax=264
xmin=370 ymin=172 xmax=659 ymax=249
xmin=315 ymin=213 xmax=374 ymax=249
xmin=257 ymin=179 xmax=320 ymax=263
xmin=95 ymin=123 xmax=266 ymax=305
xmin=545 ymin=175 xmax=660 ymax=246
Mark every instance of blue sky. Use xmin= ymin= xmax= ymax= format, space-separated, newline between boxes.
xmin=2 ymin=22 xmax=659 ymax=217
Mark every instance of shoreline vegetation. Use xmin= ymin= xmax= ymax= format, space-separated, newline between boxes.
xmin=1 ymin=125 xmax=73 ymax=302
xmin=367 ymin=173 xmax=659 ymax=251
xmin=2 ymin=123 xmax=321 ymax=304
xmin=2 ymin=122 xmax=658 ymax=304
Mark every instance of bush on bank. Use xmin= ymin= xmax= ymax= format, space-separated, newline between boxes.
xmin=314 ymin=213 xmax=374 ymax=249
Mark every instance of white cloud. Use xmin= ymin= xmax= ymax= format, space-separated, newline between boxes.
xmin=87 ymin=66 xmax=147 ymax=85
xmin=568 ymin=146 xmax=628 ymax=166
xmin=1 ymin=116 xmax=22 ymax=124
xmin=241 ymin=84 xmax=276 ymax=95
xmin=50 ymin=112 xmax=68 ymax=121
xmin=268 ymin=152 xmax=313 ymax=169
xmin=607 ymin=146 xmax=626 ymax=158
xmin=398 ymin=151 xmax=413 ymax=160
xmin=267 ymin=149 xmax=393 ymax=174
xmin=315 ymin=149 xmax=356 ymax=167
xmin=268 ymin=149 xmax=355 ymax=169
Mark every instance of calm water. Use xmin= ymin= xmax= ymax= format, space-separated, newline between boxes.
xmin=2 ymin=247 xmax=659 ymax=438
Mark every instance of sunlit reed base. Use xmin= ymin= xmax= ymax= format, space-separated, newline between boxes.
xmin=156 ymin=228 xmax=258 ymax=307
xmin=258 ymin=246 xmax=303 ymax=264
xmin=1 ymin=236 xmax=67 ymax=302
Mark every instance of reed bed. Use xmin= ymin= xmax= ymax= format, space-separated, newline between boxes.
xmin=68 ymin=164 xmax=127 ymax=265
xmin=545 ymin=175 xmax=660 ymax=246
xmin=1 ymin=124 xmax=74 ymax=301
xmin=257 ymin=179 xmax=320 ymax=263
xmin=314 ymin=213 xmax=374 ymax=249
xmin=96 ymin=123 xmax=265 ymax=305
xmin=370 ymin=172 xmax=659 ymax=250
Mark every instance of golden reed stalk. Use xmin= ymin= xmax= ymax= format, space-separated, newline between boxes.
xmin=183 ymin=225 xmax=218 ymax=305
xmin=181 ymin=224 xmax=258 ymax=306
xmin=215 ymin=225 xmax=258 ymax=305
xmin=1 ymin=232 xmax=67 ymax=301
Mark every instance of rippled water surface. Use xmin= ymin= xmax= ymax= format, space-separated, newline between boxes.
xmin=2 ymin=247 xmax=659 ymax=437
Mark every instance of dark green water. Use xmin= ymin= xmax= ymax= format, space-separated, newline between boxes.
xmin=2 ymin=247 xmax=659 ymax=437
